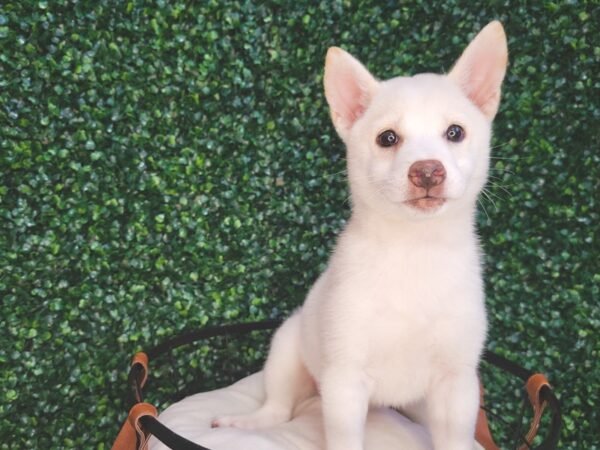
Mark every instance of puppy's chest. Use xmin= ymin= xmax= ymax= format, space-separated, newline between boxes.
xmin=348 ymin=254 xmax=477 ymax=344
xmin=343 ymin=250 xmax=483 ymax=403
xmin=352 ymin=247 xmax=477 ymax=315
xmin=362 ymin=270 xmax=459 ymax=360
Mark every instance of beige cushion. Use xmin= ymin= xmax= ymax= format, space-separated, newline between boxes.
xmin=149 ymin=372 xmax=484 ymax=450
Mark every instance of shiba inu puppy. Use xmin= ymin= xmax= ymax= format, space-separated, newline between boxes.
xmin=213 ymin=21 xmax=508 ymax=450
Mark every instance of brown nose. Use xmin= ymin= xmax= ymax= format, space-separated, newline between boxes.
xmin=408 ymin=160 xmax=446 ymax=189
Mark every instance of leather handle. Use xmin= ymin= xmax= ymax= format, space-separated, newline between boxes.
xmin=476 ymin=378 xmax=500 ymax=450
xmin=517 ymin=373 xmax=550 ymax=450
xmin=111 ymin=402 xmax=158 ymax=450
xmin=131 ymin=352 xmax=149 ymax=389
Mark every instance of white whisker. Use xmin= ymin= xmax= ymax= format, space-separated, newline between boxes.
xmin=477 ymin=198 xmax=491 ymax=223
xmin=489 ymin=141 xmax=512 ymax=151
xmin=485 ymin=188 xmax=508 ymax=208
xmin=489 ymin=167 xmax=515 ymax=175
xmin=322 ymin=168 xmax=349 ymax=180
xmin=480 ymin=188 xmax=498 ymax=211
xmin=487 ymin=179 xmax=513 ymax=198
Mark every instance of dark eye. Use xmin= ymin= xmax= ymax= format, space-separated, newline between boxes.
xmin=376 ymin=130 xmax=399 ymax=147
xmin=446 ymin=124 xmax=465 ymax=143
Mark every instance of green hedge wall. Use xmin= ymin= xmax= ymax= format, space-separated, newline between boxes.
xmin=1 ymin=1 xmax=598 ymax=448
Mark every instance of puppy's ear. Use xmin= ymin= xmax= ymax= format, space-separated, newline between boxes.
xmin=324 ymin=47 xmax=379 ymax=138
xmin=448 ymin=21 xmax=508 ymax=120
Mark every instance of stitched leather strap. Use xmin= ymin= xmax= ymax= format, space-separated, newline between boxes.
xmin=132 ymin=352 xmax=149 ymax=389
xmin=475 ymin=378 xmax=500 ymax=450
xmin=517 ymin=373 xmax=550 ymax=450
xmin=112 ymin=415 xmax=137 ymax=450
xmin=112 ymin=402 xmax=158 ymax=450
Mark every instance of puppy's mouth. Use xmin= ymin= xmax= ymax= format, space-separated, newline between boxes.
xmin=404 ymin=195 xmax=446 ymax=210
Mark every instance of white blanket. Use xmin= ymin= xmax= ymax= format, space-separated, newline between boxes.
xmin=149 ymin=371 xmax=484 ymax=450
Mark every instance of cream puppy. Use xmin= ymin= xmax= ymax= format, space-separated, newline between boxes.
xmin=213 ymin=21 xmax=508 ymax=450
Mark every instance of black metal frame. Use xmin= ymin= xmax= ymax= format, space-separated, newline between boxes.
xmin=124 ymin=321 xmax=561 ymax=450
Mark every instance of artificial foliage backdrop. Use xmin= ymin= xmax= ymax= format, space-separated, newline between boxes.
xmin=1 ymin=1 xmax=598 ymax=448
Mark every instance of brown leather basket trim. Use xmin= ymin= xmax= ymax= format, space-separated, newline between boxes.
xmin=475 ymin=378 xmax=500 ymax=450
xmin=526 ymin=373 xmax=550 ymax=406
xmin=111 ymin=402 xmax=158 ymax=450
xmin=111 ymin=417 xmax=137 ymax=450
xmin=518 ymin=373 xmax=550 ymax=450
xmin=131 ymin=402 xmax=158 ymax=450
xmin=131 ymin=352 xmax=149 ymax=388
xmin=128 ymin=402 xmax=158 ymax=427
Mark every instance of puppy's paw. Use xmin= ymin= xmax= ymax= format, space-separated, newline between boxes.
xmin=211 ymin=406 xmax=290 ymax=429
xmin=210 ymin=414 xmax=242 ymax=428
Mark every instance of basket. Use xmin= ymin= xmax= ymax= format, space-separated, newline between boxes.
xmin=111 ymin=321 xmax=561 ymax=450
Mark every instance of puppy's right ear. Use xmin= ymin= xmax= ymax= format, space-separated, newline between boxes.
xmin=324 ymin=47 xmax=379 ymax=139
xmin=448 ymin=21 xmax=508 ymax=120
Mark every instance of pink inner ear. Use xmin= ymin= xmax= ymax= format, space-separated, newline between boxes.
xmin=325 ymin=48 xmax=378 ymax=132
xmin=463 ymin=52 xmax=504 ymax=115
xmin=333 ymin=71 xmax=369 ymax=126
xmin=449 ymin=22 xmax=508 ymax=119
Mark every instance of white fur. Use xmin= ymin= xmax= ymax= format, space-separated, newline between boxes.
xmin=213 ymin=21 xmax=508 ymax=450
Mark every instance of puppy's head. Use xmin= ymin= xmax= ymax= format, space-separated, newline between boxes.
xmin=324 ymin=21 xmax=508 ymax=220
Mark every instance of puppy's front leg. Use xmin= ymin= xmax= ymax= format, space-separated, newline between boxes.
xmin=321 ymin=367 xmax=372 ymax=450
xmin=426 ymin=369 xmax=479 ymax=450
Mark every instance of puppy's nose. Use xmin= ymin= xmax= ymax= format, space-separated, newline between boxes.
xmin=408 ymin=160 xmax=446 ymax=189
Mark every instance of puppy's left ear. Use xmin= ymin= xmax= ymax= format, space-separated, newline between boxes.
xmin=324 ymin=47 xmax=379 ymax=139
xmin=448 ymin=21 xmax=508 ymax=120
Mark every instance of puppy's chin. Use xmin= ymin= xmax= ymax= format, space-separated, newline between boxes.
xmin=364 ymin=191 xmax=449 ymax=219
xmin=404 ymin=197 xmax=446 ymax=211
xmin=375 ymin=196 xmax=450 ymax=220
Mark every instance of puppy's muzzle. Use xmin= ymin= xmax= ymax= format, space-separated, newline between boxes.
xmin=408 ymin=160 xmax=446 ymax=189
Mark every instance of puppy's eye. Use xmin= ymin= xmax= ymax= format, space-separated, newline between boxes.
xmin=376 ymin=130 xmax=399 ymax=147
xmin=446 ymin=124 xmax=465 ymax=143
